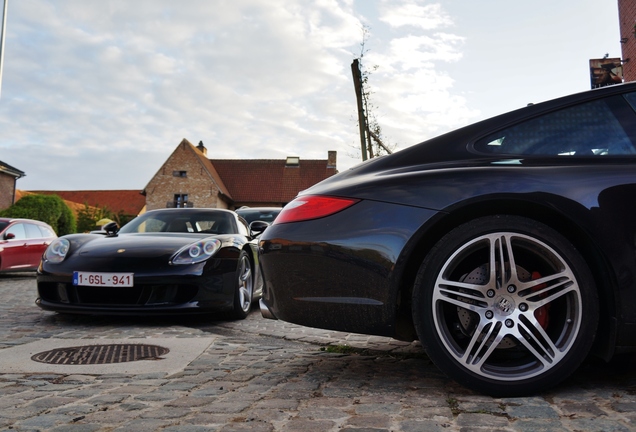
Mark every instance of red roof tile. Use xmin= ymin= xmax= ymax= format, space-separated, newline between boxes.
xmin=210 ymin=159 xmax=337 ymax=204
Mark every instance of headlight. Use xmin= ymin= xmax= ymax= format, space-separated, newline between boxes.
xmin=171 ymin=239 xmax=222 ymax=265
xmin=45 ymin=238 xmax=70 ymax=263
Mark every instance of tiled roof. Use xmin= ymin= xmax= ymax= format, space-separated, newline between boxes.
xmin=210 ymin=159 xmax=337 ymax=204
xmin=27 ymin=190 xmax=145 ymax=216
xmin=188 ymin=141 xmax=232 ymax=200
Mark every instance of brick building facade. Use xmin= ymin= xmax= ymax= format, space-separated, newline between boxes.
xmin=619 ymin=0 xmax=636 ymax=82
xmin=143 ymin=139 xmax=232 ymax=211
xmin=0 ymin=161 xmax=25 ymax=210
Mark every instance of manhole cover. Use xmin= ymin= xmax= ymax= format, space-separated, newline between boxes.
xmin=31 ymin=344 xmax=170 ymax=365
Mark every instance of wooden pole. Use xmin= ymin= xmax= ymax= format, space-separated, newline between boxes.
xmin=351 ymin=59 xmax=368 ymax=161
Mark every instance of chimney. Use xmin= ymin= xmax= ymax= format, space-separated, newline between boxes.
xmin=327 ymin=151 xmax=337 ymax=169
xmin=196 ymin=141 xmax=207 ymax=156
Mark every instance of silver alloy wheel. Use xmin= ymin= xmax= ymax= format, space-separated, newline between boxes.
xmin=237 ymin=253 xmax=253 ymax=313
xmin=432 ymin=232 xmax=582 ymax=381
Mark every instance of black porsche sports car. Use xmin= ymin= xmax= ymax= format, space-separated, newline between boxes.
xmin=258 ymin=82 xmax=636 ymax=396
xmin=36 ymin=208 xmax=265 ymax=319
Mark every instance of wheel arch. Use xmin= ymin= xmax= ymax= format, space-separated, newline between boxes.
xmin=394 ymin=197 xmax=618 ymax=359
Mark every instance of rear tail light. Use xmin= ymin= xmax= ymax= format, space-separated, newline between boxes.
xmin=273 ymin=196 xmax=360 ymax=224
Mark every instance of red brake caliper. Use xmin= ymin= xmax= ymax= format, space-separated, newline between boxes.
xmin=531 ymin=271 xmax=550 ymax=329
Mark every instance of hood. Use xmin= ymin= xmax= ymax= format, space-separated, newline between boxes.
xmin=74 ymin=233 xmax=211 ymax=259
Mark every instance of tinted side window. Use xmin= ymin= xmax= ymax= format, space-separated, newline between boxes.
xmin=24 ymin=223 xmax=43 ymax=239
xmin=38 ymin=226 xmax=56 ymax=237
xmin=6 ymin=224 xmax=26 ymax=240
xmin=622 ymin=92 xmax=636 ymax=114
xmin=475 ymin=97 xmax=636 ymax=156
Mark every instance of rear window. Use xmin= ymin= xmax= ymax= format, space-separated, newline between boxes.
xmin=237 ymin=209 xmax=281 ymax=224
xmin=474 ymin=96 xmax=636 ymax=156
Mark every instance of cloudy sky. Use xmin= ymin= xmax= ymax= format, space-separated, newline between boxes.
xmin=0 ymin=0 xmax=622 ymax=191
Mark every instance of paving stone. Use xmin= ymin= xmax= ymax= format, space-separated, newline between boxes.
xmin=1 ymin=275 xmax=636 ymax=431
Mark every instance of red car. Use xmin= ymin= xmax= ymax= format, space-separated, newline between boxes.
xmin=0 ymin=218 xmax=57 ymax=272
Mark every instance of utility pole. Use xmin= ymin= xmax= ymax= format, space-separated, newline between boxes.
xmin=351 ymin=58 xmax=392 ymax=162
xmin=351 ymin=59 xmax=369 ymax=161
xmin=0 ymin=0 xmax=7 ymax=99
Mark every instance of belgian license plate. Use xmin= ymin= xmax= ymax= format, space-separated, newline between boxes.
xmin=73 ymin=271 xmax=134 ymax=287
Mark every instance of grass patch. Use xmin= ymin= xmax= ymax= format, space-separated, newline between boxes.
xmin=321 ymin=345 xmax=357 ymax=354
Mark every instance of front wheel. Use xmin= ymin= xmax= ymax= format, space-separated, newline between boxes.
xmin=412 ymin=215 xmax=598 ymax=397
xmin=230 ymin=250 xmax=254 ymax=320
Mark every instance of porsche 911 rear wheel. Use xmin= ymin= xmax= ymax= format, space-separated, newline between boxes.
xmin=231 ymin=250 xmax=254 ymax=320
xmin=412 ymin=215 xmax=598 ymax=397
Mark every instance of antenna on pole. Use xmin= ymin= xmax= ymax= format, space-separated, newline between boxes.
xmin=0 ymin=0 xmax=8 ymax=99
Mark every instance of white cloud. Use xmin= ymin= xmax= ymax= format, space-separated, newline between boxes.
xmin=379 ymin=1 xmax=452 ymax=30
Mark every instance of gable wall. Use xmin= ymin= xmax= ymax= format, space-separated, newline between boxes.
xmin=144 ymin=142 xmax=227 ymax=211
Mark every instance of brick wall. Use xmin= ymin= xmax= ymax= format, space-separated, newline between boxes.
xmin=619 ymin=0 xmax=636 ymax=82
xmin=0 ymin=173 xmax=16 ymax=210
xmin=144 ymin=141 xmax=227 ymax=211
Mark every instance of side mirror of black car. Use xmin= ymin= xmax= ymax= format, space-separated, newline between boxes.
xmin=249 ymin=220 xmax=270 ymax=237
xmin=103 ymin=221 xmax=120 ymax=236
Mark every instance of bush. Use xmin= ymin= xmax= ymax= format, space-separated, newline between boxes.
xmin=0 ymin=194 xmax=77 ymax=235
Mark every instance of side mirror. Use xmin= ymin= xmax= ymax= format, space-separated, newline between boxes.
xmin=249 ymin=220 xmax=270 ymax=237
xmin=4 ymin=233 xmax=15 ymax=240
xmin=103 ymin=221 xmax=120 ymax=236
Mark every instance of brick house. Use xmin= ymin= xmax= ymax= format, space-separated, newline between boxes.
xmin=0 ymin=161 xmax=25 ymax=210
xmin=619 ymin=0 xmax=636 ymax=82
xmin=142 ymin=138 xmax=338 ymax=211
xmin=143 ymin=139 xmax=233 ymax=210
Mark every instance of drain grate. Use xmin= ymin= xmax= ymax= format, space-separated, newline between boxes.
xmin=31 ymin=344 xmax=170 ymax=365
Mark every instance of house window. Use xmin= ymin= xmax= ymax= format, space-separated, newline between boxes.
xmin=174 ymin=194 xmax=189 ymax=208
xmin=173 ymin=170 xmax=187 ymax=177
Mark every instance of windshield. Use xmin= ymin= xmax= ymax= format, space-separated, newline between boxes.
xmin=237 ymin=209 xmax=281 ymax=224
xmin=119 ymin=210 xmax=236 ymax=234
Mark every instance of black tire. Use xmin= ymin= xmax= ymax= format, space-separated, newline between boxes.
xmin=412 ymin=215 xmax=598 ymax=397
xmin=230 ymin=250 xmax=254 ymax=320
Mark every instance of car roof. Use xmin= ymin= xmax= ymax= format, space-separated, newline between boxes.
xmin=0 ymin=217 xmax=52 ymax=226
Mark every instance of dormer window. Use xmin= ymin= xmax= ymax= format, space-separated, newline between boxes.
xmin=285 ymin=156 xmax=300 ymax=167
xmin=173 ymin=170 xmax=187 ymax=178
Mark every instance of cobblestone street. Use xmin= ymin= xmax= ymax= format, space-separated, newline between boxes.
xmin=1 ymin=273 xmax=636 ymax=431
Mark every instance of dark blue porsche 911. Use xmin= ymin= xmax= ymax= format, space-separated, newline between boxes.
xmin=36 ymin=208 xmax=265 ymax=319
xmin=258 ymin=82 xmax=636 ymax=396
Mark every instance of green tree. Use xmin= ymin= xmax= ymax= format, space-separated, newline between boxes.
xmin=0 ymin=194 xmax=77 ymax=235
